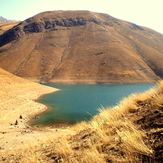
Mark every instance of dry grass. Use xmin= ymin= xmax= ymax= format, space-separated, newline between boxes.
xmin=1 ymin=81 xmax=163 ymax=162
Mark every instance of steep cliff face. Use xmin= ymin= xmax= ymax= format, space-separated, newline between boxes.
xmin=0 ymin=10 xmax=163 ymax=83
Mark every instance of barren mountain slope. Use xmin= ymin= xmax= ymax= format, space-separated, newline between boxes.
xmin=0 ymin=10 xmax=163 ymax=83
xmin=0 ymin=22 xmax=18 ymax=35
xmin=0 ymin=67 xmax=57 ymax=99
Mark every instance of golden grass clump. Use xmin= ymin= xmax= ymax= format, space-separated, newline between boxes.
xmin=88 ymin=107 xmax=153 ymax=162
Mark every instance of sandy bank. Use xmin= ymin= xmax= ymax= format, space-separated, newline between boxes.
xmin=0 ymin=68 xmax=59 ymax=150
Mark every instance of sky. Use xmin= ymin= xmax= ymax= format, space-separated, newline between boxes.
xmin=0 ymin=0 xmax=163 ymax=34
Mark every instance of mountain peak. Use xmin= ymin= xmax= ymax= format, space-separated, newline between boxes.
xmin=0 ymin=10 xmax=163 ymax=84
xmin=0 ymin=16 xmax=17 ymax=22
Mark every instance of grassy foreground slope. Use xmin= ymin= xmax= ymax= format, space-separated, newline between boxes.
xmin=1 ymin=81 xmax=163 ymax=162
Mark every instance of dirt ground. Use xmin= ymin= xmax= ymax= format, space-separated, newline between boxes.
xmin=0 ymin=68 xmax=60 ymax=151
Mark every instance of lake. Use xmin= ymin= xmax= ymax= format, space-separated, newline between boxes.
xmin=31 ymin=84 xmax=155 ymax=127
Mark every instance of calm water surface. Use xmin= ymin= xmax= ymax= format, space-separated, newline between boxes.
xmin=31 ymin=84 xmax=155 ymax=126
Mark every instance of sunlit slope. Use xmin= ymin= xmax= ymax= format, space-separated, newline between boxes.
xmin=0 ymin=67 xmax=57 ymax=99
xmin=0 ymin=10 xmax=163 ymax=83
xmin=0 ymin=68 xmax=57 ymax=128
xmin=0 ymin=22 xmax=18 ymax=35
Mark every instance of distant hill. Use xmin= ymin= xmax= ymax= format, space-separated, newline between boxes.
xmin=0 ymin=22 xmax=18 ymax=35
xmin=0 ymin=10 xmax=163 ymax=84
xmin=0 ymin=16 xmax=19 ymax=35
xmin=0 ymin=16 xmax=17 ymax=22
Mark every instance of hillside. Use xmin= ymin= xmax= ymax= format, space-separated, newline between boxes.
xmin=0 ymin=22 xmax=18 ymax=35
xmin=0 ymin=17 xmax=18 ymax=35
xmin=1 ymin=80 xmax=162 ymax=162
xmin=0 ymin=10 xmax=163 ymax=83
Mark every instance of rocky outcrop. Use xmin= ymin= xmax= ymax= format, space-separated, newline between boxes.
xmin=24 ymin=18 xmax=88 ymax=32
xmin=0 ymin=15 xmax=115 ymax=46
xmin=0 ymin=17 xmax=19 ymax=46
xmin=0 ymin=10 xmax=121 ymax=47
xmin=0 ymin=10 xmax=163 ymax=84
xmin=23 ymin=17 xmax=114 ymax=33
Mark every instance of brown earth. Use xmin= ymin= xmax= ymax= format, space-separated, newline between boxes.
xmin=0 ymin=67 xmax=60 ymax=150
xmin=0 ymin=10 xmax=163 ymax=84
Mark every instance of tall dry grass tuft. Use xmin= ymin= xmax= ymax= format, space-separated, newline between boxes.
xmin=88 ymin=106 xmax=153 ymax=162
xmin=78 ymin=148 xmax=106 ymax=163
xmin=157 ymin=80 xmax=163 ymax=92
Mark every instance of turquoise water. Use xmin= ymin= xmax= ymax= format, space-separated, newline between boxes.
xmin=31 ymin=84 xmax=155 ymax=126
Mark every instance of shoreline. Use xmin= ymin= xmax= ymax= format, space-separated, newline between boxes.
xmin=0 ymin=73 xmax=158 ymax=151
xmin=27 ymin=82 xmax=157 ymax=129
xmin=24 ymin=77 xmax=158 ymax=85
xmin=20 ymin=84 xmax=60 ymax=128
xmin=0 ymin=75 xmax=60 ymax=150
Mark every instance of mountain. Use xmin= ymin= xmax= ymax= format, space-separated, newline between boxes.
xmin=0 ymin=22 xmax=18 ymax=35
xmin=0 ymin=10 xmax=163 ymax=84
xmin=0 ymin=16 xmax=17 ymax=22
xmin=0 ymin=17 xmax=19 ymax=35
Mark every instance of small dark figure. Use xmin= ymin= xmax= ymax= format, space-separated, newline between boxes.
xmin=20 ymin=115 xmax=23 ymax=119
xmin=15 ymin=120 xmax=18 ymax=125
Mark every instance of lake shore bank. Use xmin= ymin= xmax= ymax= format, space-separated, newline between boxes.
xmin=31 ymin=83 xmax=156 ymax=128
xmin=0 ymin=85 xmax=60 ymax=150
xmin=0 ymin=68 xmax=62 ymax=150
xmin=24 ymin=77 xmax=158 ymax=85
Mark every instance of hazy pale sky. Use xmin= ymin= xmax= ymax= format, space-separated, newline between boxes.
xmin=0 ymin=0 xmax=163 ymax=34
